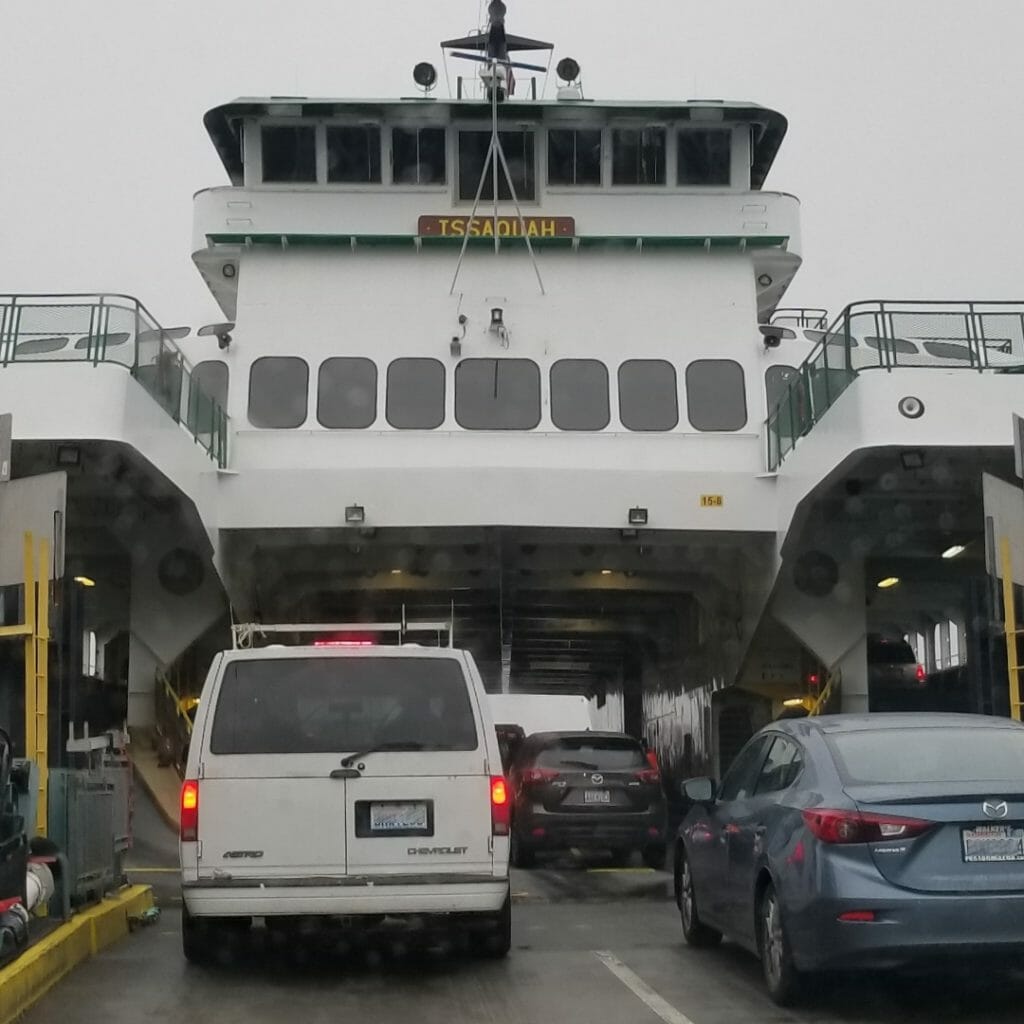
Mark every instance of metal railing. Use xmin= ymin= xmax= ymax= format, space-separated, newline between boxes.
xmin=0 ymin=294 xmax=228 ymax=468
xmin=765 ymin=300 xmax=1024 ymax=471
xmin=769 ymin=307 xmax=830 ymax=330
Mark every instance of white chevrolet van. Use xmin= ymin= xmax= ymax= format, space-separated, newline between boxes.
xmin=179 ymin=645 xmax=511 ymax=962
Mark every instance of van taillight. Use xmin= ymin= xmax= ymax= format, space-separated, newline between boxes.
xmin=181 ymin=780 xmax=199 ymax=842
xmin=490 ymin=776 xmax=510 ymax=836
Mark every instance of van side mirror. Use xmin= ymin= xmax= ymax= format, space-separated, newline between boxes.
xmin=680 ymin=777 xmax=716 ymax=804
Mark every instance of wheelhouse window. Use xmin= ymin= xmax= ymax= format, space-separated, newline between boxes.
xmin=550 ymin=359 xmax=609 ymax=430
xmin=458 ymin=130 xmax=536 ymax=201
xmin=686 ymin=359 xmax=747 ymax=431
xmin=248 ymin=357 xmax=309 ymax=428
xmin=193 ymin=361 xmax=229 ymax=410
xmin=618 ymin=360 xmax=678 ymax=431
xmin=392 ymin=127 xmax=447 ymax=185
xmin=326 ymin=126 xmax=382 ymax=184
xmin=677 ymin=129 xmax=732 ymax=186
xmin=455 ymin=359 xmax=541 ymax=430
xmin=611 ymin=127 xmax=666 ymax=186
xmin=547 ymin=128 xmax=602 ymax=186
xmin=317 ymin=357 xmax=377 ymax=429
xmin=386 ymin=358 xmax=445 ymax=429
xmin=261 ymin=125 xmax=317 ymax=183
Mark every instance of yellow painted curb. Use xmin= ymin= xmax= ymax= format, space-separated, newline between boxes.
xmin=0 ymin=885 xmax=153 ymax=1024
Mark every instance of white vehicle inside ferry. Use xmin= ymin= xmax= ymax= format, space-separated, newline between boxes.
xmin=1 ymin=1 xmax=1024 ymax=1021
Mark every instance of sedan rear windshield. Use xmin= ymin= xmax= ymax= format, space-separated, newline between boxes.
xmin=210 ymin=657 xmax=478 ymax=754
xmin=829 ymin=727 xmax=1024 ymax=785
xmin=535 ymin=737 xmax=644 ymax=770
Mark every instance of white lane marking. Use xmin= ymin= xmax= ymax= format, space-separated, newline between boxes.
xmin=594 ymin=950 xmax=698 ymax=1024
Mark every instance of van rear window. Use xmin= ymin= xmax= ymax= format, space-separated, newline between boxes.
xmin=209 ymin=657 xmax=478 ymax=754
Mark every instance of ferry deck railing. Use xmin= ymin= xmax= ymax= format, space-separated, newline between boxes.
xmin=0 ymin=294 xmax=228 ymax=468
xmin=765 ymin=300 xmax=1024 ymax=471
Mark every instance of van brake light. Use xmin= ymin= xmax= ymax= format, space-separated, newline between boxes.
xmin=490 ymin=776 xmax=510 ymax=836
xmin=181 ymin=780 xmax=199 ymax=842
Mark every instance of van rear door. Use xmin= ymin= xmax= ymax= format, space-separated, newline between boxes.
xmin=341 ymin=655 xmax=494 ymax=876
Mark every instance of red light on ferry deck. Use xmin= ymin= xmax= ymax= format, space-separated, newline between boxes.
xmin=808 ymin=673 xmax=820 ymax=687
xmin=916 ymin=664 xmax=926 ymax=683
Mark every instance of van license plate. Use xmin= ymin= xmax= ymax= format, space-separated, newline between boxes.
xmin=962 ymin=825 xmax=1024 ymax=862
xmin=585 ymin=790 xmax=611 ymax=804
xmin=370 ymin=802 xmax=429 ymax=832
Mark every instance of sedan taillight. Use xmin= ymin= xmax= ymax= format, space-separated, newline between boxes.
xmin=802 ymin=808 xmax=933 ymax=844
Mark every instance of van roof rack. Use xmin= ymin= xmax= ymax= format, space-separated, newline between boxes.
xmin=231 ymin=603 xmax=455 ymax=650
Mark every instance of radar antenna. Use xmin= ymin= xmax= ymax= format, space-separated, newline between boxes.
xmin=442 ymin=2 xmax=549 ymax=295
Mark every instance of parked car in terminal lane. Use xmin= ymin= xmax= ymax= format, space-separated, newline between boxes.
xmin=674 ymin=713 xmax=1024 ymax=1005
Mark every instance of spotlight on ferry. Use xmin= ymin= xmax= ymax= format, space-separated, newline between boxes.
xmin=413 ymin=62 xmax=438 ymax=91
xmin=628 ymin=507 xmax=649 ymax=526
xmin=757 ymin=273 xmax=773 ymax=288
xmin=759 ymin=324 xmax=787 ymax=349
xmin=345 ymin=504 xmax=366 ymax=525
xmin=198 ymin=322 xmax=235 ymax=351
xmin=222 ymin=263 xmax=237 ymax=279
xmin=556 ymin=57 xmax=581 ymax=83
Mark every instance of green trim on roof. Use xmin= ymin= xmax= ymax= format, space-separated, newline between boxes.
xmin=207 ymin=233 xmax=789 ymax=251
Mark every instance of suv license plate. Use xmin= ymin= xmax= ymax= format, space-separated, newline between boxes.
xmin=585 ymin=790 xmax=611 ymax=804
xmin=370 ymin=802 xmax=428 ymax=831
xmin=962 ymin=825 xmax=1024 ymax=863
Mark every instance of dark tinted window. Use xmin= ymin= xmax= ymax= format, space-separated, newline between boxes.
xmin=459 ymin=130 xmax=535 ymax=201
xmin=548 ymin=129 xmax=602 ymax=186
xmin=755 ymin=736 xmax=803 ymax=794
xmin=765 ymin=365 xmax=797 ymax=412
xmin=718 ymin=736 xmax=770 ymax=801
xmin=618 ymin=360 xmax=678 ymax=431
xmin=386 ymin=358 xmax=445 ymax=429
xmin=534 ymin=736 xmax=644 ymax=770
xmin=923 ymin=341 xmax=972 ymax=361
xmin=551 ymin=359 xmax=610 ymax=430
xmin=248 ymin=357 xmax=308 ymax=428
xmin=392 ymin=127 xmax=447 ymax=185
xmin=326 ymin=126 xmax=382 ymax=184
xmin=865 ymin=336 xmax=919 ymax=355
xmin=455 ymin=359 xmax=540 ymax=430
xmin=686 ymin=360 xmax=747 ymax=431
xmin=261 ymin=125 xmax=317 ymax=183
xmin=317 ymin=357 xmax=377 ymax=428
xmin=828 ymin=727 xmax=1024 ymax=785
xmin=677 ymin=130 xmax=731 ymax=186
xmin=867 ymin=635 xmax=917 ymax=665
xmin=612 ymin=128 xmax=666 ymax=185
xmin=210 ymin=657 xmax=478 ymax=755
xmin=193 ymin=361 xmax=229 ymax=410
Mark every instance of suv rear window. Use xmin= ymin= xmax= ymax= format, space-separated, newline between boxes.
xmin=828 ymin=727 xmax=1024 ymax=785
xmin=210 ymin=657 xmax=478 ymax=754
xmin=867 ymin=635 xmax=916 ymax=664
xmin=534 ymin=736 xmax=644 ymax=770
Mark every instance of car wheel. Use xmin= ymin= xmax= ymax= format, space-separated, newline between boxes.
xmin=510 ymin=831 xmax=536 ymax=869
xmin=181 ymin=905 xmax=210 ymax=966
xmin=759 ymin=883 xmax=801 ymax=1006
xmin=642 ymin=843 xmax=666 ymax=870
xmin=477 ymin=890 xmax=512 ymax=959
xmin=677 ymin=849 xmax=722 ymax=948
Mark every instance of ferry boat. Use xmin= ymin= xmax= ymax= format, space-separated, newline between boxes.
xmin=2 ymin=1 xmax=1022 ymax=787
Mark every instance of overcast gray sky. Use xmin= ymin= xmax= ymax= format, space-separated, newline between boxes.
xmin=2 ymin=1 xmax=1022 ymax=328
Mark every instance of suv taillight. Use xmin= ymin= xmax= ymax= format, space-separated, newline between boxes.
xmin=802 ymin=808 xmax=932 ymax=844
xmin=490 ymin=776 xmax=510 ymax=836
xmin=635 ymin=768 xmax=661 ymax=784
xmin=181 ymin=779 xmax=199 ymax=842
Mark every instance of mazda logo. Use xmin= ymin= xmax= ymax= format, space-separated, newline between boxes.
xmin=590 ymin=773 xmax=604 ymax=785
xmin=983 ymin=800 xmax=1009 ymax=820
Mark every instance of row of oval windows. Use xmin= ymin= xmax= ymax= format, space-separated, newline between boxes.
xmin=192 ymin=356 xmax=777 ymax=433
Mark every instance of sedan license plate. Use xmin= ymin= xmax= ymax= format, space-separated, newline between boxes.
xmin=962 ymin=825 xmax=1024 ymax=863
xmin=584 ymin=789 xmax=611 ymax=805
xmin=370 ymin=802 xmax=428 ymax=832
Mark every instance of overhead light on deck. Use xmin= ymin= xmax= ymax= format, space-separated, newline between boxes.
xmin=413 ymin=62 xmax=438 ymax=91
xmin=344 ymin=504 xmax=365 ymax=525
xmin=600 ymin=569 xmax=613 ymax=576
xmin=556 ymin=57 xmax=581 ymax=83
xmin=876 ymin=576 xmax=900 ymax=590
xmin=783 ymin=698 xmax=806 ymax=708
xmin=628 ymin=507 xmax=649 ymax=526
xmin=391 ymin=569 xmax=403 ymax=576
xmin=942 ymin=544 xmax=966 ymax=560
xmin=74 ymin=576 xmax=96 ymax=588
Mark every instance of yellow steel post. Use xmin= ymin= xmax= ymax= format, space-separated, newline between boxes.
xmin=1000 ymin=537 xmax=1023 ymax=722
xmin=34 ymin=536 xmax=49 ymax=833
xmin=22 ymin=532 xmax=36 ymax=763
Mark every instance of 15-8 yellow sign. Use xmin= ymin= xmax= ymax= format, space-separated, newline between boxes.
xmin=700 ymin=495 xmax=724 ymax=508
xmin=418 ymin=215 xmax=575 ymax=238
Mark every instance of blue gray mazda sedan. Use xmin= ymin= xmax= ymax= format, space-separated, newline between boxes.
xmin=673 ymin=713 xmax=1024 ymax=1005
